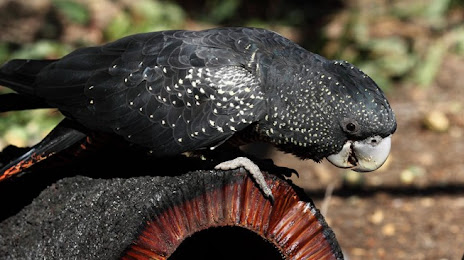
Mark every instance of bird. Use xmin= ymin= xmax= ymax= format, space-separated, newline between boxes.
xmin=0 ymin=27 xmax=396 ymax=200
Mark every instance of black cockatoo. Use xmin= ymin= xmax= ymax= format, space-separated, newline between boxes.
xmin=0 ymin=27 xmax=396 ymax=200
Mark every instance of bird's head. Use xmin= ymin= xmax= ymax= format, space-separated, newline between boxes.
xmin=259 ymin=57 xmax=397 ymax=172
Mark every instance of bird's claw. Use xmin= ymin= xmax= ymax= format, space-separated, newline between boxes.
xmin=215 ymin=157 xmax=274 ymax=202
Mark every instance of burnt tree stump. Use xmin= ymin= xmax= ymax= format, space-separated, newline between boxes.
xmin=0 ymin=146 xmax=343 ymax=259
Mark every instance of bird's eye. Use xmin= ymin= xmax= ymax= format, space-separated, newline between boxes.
xmin=341 ymin=118 xmax=360 ymax=134
xmin=346 ymin=122 xmax=356 ymax=132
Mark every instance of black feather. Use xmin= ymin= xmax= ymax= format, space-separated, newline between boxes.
xmin=0 ymin=27 xmax=396 ymax=162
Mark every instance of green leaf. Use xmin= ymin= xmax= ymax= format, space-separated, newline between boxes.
xmin=104 ymin=0 xmax=186 ymax=40
xmin=52 ymin=0 xmax=90 ymax=25
xmin=364 ymin=37 xmax=416 ymax=77
xmin=207 ymin=0 xmax=241 ymax=24
xmin=104 ymin=11 xmax=132 ymax=40
xmin=9 ymin=41 xmax=71 ymax=60
xmin=413 ymin=39 xmax=448 ymax=87
xmin=0 ymin=43 xmax=9 ymax=64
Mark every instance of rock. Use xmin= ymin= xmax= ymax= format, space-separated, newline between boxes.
xmin=423 ymin=110 xmax=450 ymax=132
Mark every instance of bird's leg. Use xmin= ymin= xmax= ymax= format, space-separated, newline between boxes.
xmin=215 ymin=157 xmax=274 ymax=202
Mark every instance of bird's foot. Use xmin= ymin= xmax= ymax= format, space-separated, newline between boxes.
xmin=215 ymin=157 xmax=274 ymax=203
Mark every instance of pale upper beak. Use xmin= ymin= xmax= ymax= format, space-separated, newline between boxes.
xmin=326 ymin=135 xmax=392 ymax=172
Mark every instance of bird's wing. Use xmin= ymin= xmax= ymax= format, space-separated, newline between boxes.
xmin=33 ymin=28 xmax=278 ymax=155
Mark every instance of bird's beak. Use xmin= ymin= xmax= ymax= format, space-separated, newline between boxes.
xmin=326 ymin=135 xmax=391 ymax=172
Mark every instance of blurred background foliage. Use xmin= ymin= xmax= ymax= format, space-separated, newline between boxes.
xmin=0 ymin=0 xmax=463 ymax=148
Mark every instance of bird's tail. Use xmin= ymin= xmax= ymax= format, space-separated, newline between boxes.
xmin=0 ymin=119 xmax=88 ymax=182
xmin=0 ymin=93 xmax=52 ymax=112
xmin=0 ymin=59 xmax=55 ymax=95
xmin=0 ymin=59 xmax=56 ymax=111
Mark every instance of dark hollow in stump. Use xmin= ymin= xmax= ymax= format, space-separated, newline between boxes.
xmin=123 ymin=169 xmax=343 ymax=260
xmin=0 ymin=160 xmax=343 ymax=259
